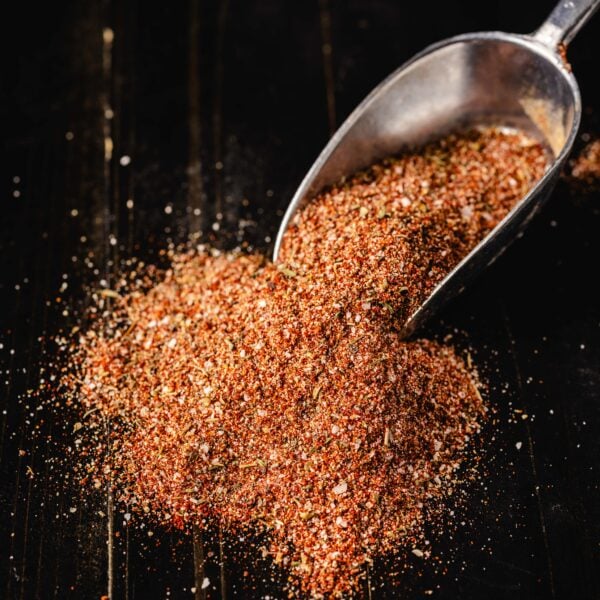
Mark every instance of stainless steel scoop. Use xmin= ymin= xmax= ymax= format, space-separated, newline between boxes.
xmin=273 ymin=0 xmax=599 ymax=337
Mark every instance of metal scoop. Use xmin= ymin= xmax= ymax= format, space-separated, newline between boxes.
xmin=273 ymin=0 xmax=599 ymax=337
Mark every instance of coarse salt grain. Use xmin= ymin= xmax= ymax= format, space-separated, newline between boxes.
xmin=333 ymin=482 xmax=348 ymax=495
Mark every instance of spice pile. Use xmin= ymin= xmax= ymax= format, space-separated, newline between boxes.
xmin=63 ymin=128 xmax=546 ymax=596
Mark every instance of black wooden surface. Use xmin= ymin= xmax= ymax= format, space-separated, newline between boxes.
xmin=1 ymin=1 xmax=599 ymax=598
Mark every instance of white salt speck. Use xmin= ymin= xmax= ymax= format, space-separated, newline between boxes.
xmin=460 ymin=205 xmax=474 ymax=220
xmin=164 ymin=205 xmax=173 ymax=215
xmin=332 ymin=481 xmax=347 ymax=495
xmin=411 ymin=548 xmax=424 ymax=558
xmin=126 ymin=199 xmax=134 ymax=209
xmin=201 ymin=577 xmax=210 ymax=589
xmin=65 ymin=131 xmax=74 ymax=141
xmin=70 ymin=209 xmax=79 ymax=217
xmin=515 ymin=441 xmax=523 ymax=450
xmin=212 ymin=222 xmax=220 ymax=231
xmin=167 ymin=338 xmax=177 ymax=349
xmin=120 ymin=155 xmax=131 ymax=166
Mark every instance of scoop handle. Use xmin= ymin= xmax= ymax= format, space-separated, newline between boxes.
xmin=534 ymin=0 xmax=600 ymax=48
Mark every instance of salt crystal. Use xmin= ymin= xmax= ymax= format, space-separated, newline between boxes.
xmin=333 ymin=481 xmax=347 ymax=495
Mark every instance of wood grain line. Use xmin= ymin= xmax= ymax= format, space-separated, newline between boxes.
xmin=124 ymin=0 xmax=137 ymax=258
xmin=187 ymin=0 xmax=205 ymax=235
xmin=107 ymin=488 xmax=115 ymax=600
xmin=102 ymin=13 xmax=117 ymax=599
xmin=0 ymin=136 xmax=38 ymax=470
xmin=0 ymin=212 xmax=25 ymax=464
xmin=17 ymin=460 xmax=34 ymax=600
xmin=502 ymin=306 xmax=556 ymax=599
xmin=5 ymin=135 xmax=51 ymax=599
xmin=192 ymin=525 xmax=207 ymax=600
xmin=218 ymin=524 xmax=227 ymax=600
xmin=212 ymin=0 xmax=229 ymax=222
xmin=0 ymin=331 xmax=15 ymax=464
xmin=51 ymin=481 xmax=67 ymax=599
xmin=125 ymin=504 xmax=130 ymax=600
xmin=33 ymin=449 xmax=51 ymax=600
xmin=27 ymin=110 xmax=67 ymax=600
xmin=19 ymin=270 xmax=48 ymax=600
xmin=318 ymin=0 xmax=337 ymax=136
xmin=5 ymin=444 xmax=23 ymax=599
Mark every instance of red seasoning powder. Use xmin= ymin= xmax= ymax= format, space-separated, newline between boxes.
xmin=64 ymin=128 xmax=546 ymax=597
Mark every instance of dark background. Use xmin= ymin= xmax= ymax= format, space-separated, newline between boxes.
xmin=1 ymin=1 xmax=599 ymax=598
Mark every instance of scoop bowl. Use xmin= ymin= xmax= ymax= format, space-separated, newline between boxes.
xmin=273 ymin=0 xmax=599 ymax=337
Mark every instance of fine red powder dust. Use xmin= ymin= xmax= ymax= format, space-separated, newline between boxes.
xmin=61 ymin=128 xmax=546 ymax=597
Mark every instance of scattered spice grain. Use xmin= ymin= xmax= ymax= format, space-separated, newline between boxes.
xmin=62 ymin=127 xmax=546 ymax=597
xmin=570 ymin=137 xmax=600 ymax=189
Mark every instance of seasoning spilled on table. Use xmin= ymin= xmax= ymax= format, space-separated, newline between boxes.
xmin=570 ymin=137 xmax=600 ymax=190
xmin=58 ymin=127 xmax=546 ymax=597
